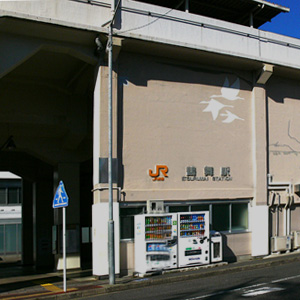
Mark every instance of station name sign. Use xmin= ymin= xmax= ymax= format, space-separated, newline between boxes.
xmin=182 ymin=166 xmax=233 ymax=182
xmin=148 ymin=165 xmax=233 ymax=182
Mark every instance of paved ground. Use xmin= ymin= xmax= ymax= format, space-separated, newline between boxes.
xmin=1 ymin=252 xmax=300 ymax=300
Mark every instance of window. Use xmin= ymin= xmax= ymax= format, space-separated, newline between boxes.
xmin=0 ymin=225 xmax=4 ymax=254
xmin=0 ymin=179 xmax=22 ymax=205
xmin=0 ymin=184 xmax=21 ymax=205
xmin=232 ymin=203 xmax=248 ymax=231
xmin=212 ymin=204 xmax=230 ymax=231
xmin=8 ymin=188 xmax=19 ymax=204
xmin=191 ymin=204 xmax=209 ymax=212
xmin=212 ymin=202 xmax=249 ymax=232
xmin=120 ymin=207 xmax=145 ymax=240
xmin=0 ymin=189 xmax=6 ymax=204
xmin=123 ymin=200 xmax=249 ymax=241
xmin=169 ymin=206 xmax=189 ymax=213
xmin=17 ymin=224 xmax=22 ymax=253
xmin=0 ymin=224 xmax=22 ymax=255
xmin=5 ymin=224 xmax=17 ymax=253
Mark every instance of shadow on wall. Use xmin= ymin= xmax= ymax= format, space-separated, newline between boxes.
xmin=118 ymin=52 xmax=253 ymax=91
xmin=222 ymin=234 xmax=237 ymax=263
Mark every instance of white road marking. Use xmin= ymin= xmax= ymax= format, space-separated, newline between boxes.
xmin=183 ymin=274 xmax=300 ymax=300
xmin=242 ymin=287 xmax=284 ymax=297
xmin=271 ymin=274 xmax=300 ymax=283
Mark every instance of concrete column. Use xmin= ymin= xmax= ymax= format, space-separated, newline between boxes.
xmin=54 ymin=162 xmax=81 ymax=270
xmin=93 ymin=64 xmax=120 ymax=276
xmin=34 ymin=179 xmax=54 ymax=269
xmin=93 ymin=64 xmax=119 ymax=204
xmin=251 ymin=84 xmax=269 ymax=257
xmin=94 ymin=66 xmax=101 ymax=188
xmin=251 ymin=85 xmax=268 ymax=205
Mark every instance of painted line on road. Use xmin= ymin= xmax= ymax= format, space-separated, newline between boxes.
xmin=271 ymin=274 xmax=300 ymax=283
xmin=242 ymin=287 xmax=285 ymax=297
xmin=183 ymin=273 xmax=300 ymax=300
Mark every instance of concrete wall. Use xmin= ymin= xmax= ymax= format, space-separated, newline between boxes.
xmin=120 ymin=240 xmax=134 ymax=275
xmin=2 ymin=0 xmax=300 ymax=71
xmin=268 ymin=75 xmax=300 ymax=192
xmin=223 ymin=232 xmax=252 ymax=262
xmin=118 ymin=53 xmax=253 ymax=201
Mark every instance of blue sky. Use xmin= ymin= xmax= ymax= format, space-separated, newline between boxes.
xmin=259 ymin=1 xmax=300 ymax=39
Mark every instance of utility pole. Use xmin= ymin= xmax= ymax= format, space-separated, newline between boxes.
xmin=107 ymin=0 xmax=115 ymax=285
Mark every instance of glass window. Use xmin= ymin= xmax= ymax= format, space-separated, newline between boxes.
xmin=0 ymin=188 xmax=6 ymax=204
xmin=81 ymin=227 xmax=90 ymax=243
xmin=5 ymin=224 xmax=17 ymax=253
xmin=212 ymin=204 xmax=230 ymax=231
xmin=169 ymin=206 xmax=189 ymax=213
xmin=17 ymin=224 xmax=22 ymax=253
xmin=120 ymin=207 xmax=144 ymax=239
xmin=8 ymin=188 xmax=19 ymax=204
xmin=120 ymin=207 xmax=144 ymax=216
xmin=120 ymin=216 xmax=134 ymax=240
xmin=0 ymin=225 xmax=4 ymax=254
xmin=232 ymin=203 xmax=248 ymax=231
xmin=191 ymin=204 xmax=209 ymax=212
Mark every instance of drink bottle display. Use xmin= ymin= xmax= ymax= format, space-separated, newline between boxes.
xmin=179 ymin=213 xmax=206 ymax=237
xmin=178 ymin=211 xmax=210 ymax=267
xmin=145 ymin=216 xmax=172 ymax=240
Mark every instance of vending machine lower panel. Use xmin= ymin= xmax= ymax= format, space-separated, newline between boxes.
xmin=178 ymin=212 xmax=210 ymax=267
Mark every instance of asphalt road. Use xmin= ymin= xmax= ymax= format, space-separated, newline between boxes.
xmin=80 ymin=260 xmax=300 ymax=300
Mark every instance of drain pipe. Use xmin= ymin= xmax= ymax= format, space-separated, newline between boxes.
xmin=270 ymin=192 xmax=279 ymax=237
xmin=267 ymin=174 xmax=292 ymax=236
xmin=285 ymin=184 xmax=293 ymax=236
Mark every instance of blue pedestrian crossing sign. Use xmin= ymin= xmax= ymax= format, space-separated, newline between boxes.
xmin=53 ymin=181 xmax=69 ymax=208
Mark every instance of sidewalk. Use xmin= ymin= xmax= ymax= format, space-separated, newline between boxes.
xmin=1 ymin=252 xmax=300 ymax=300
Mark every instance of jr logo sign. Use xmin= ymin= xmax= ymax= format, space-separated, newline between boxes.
xmin=149 ymin=165 xmax=169 ymax=181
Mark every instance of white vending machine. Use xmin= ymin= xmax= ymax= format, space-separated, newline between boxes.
xmin=135 ymin=214 xmax=178 ymax=274
xmin=178 ymin=211 xmax=210 ymax=267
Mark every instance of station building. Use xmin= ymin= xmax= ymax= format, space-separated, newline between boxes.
xmin=0 ymin=0 xmax=300 ymax=275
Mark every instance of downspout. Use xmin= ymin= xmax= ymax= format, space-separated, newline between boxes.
xmin=185 ymin=0 xmax=189 ymax=13
xmin=249 ymin=4 xmax=265 ymax=28
xmin=267 ymin=174 xmax=292 ymax=236
xmin=276 ymin=193 xmax=280 ymax=237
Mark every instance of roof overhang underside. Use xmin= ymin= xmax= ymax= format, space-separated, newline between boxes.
xmin=133 ymin=0 xmax=290 ymax=28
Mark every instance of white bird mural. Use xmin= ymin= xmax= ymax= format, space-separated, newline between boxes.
xmin=220 ymin=110 xmax=244 ymax=123
xmin=210 ymin=77 xmax=244 ymax=101
xmin=200 ymin=99 xmax=233 ymax=120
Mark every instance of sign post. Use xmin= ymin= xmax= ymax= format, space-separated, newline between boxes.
xmin=53 ymin=180 xmax=69 ymax=293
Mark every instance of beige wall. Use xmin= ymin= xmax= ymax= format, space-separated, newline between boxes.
xmin=291 ymin=206 xmax=300 ymax=232
xmin=268 ymin=75 xmax=300 ymax=200
xmin=118 ymin=53 xmax=254 ymax=201
xmin=120 ymin=240 xmax=135 ymax=275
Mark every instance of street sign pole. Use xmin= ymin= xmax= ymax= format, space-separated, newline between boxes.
xmin=53 ymin=180 xmax=69 ymax=293
xmin=63 ymin=206 xmax=67 ymax=292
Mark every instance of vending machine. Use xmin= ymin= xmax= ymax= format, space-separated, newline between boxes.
xmin=177 ymin=211 xmax=210 ymax=267
xmin=135 ymin=214 xmax=178 ymax=274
